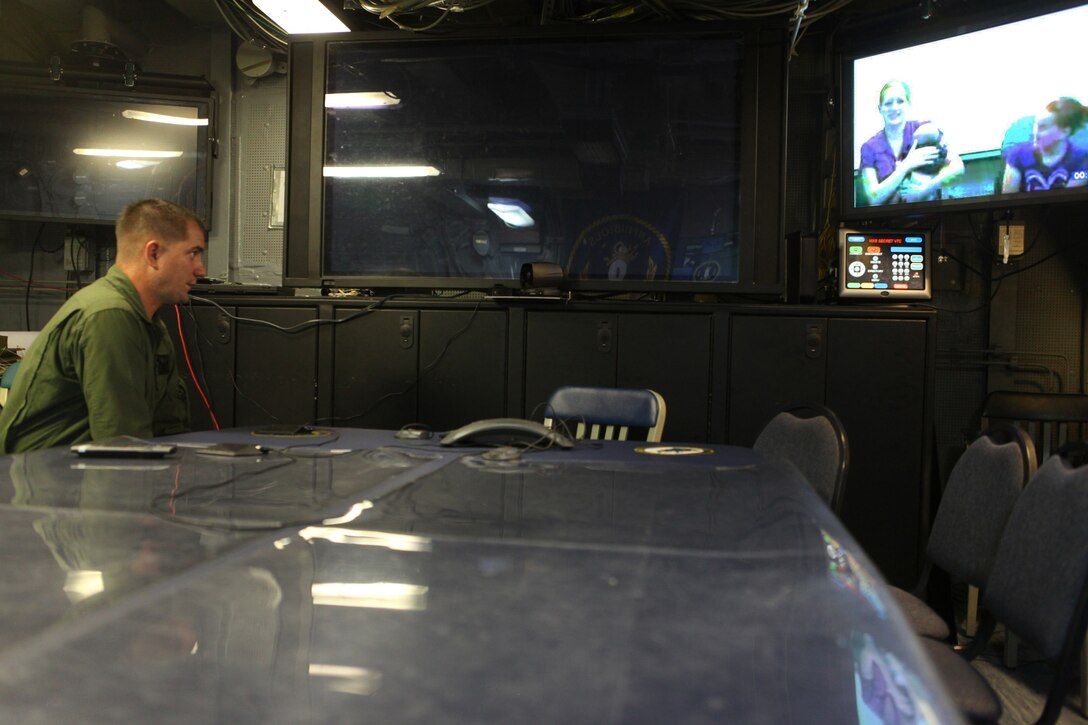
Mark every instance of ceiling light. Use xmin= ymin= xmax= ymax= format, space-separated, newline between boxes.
xmin=487 ymin=198 xmax=535 ymax=228
xmin=253 ymin=0 xmax=350 ymax=34
xmin=115 ymin=160 xmax=161 ymax=170
xmin=325 ymin=92 xmax=401 ymax=109
xmin=73 ymin=148 xmax=183 ymax=158
xmin=312 ymin=582 xmax=428 ymax=610
xmin=122 ymin=109 xmax=208 ymax=126
xmin=324 ymin=165 xmax=440 ymax=178
xmin=63 ymin=570 xmax=104 ymax=603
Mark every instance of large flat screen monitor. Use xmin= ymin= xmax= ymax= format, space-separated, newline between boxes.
xmin=285 ymin=25 xmax=786 ymax=295
xmin=840 ymin=2 xmax=1088 ymax=220
xmin=0 ymin=84 xmax=213 ymax=227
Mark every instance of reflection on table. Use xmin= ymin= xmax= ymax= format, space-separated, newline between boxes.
xmin=0 ymin=428 xmax=962 ymax=724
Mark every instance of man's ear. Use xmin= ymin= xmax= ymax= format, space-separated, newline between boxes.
xmin=145 ymin=240 xmax=161 ymax=268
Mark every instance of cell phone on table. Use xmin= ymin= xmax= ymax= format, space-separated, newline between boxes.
xmin=196 ymin=442 xmax=266 ymax=457
xmin=70 ymin=441 xmax=177 ymax=458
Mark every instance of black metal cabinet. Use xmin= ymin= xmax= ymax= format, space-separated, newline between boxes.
xmin=330 ymin=306 xmax=509 ymax=431
xmin=332 ymin=308 xmax=418 ymax=429
xmin=165 ymin=303 xmax=320 ymax=429
xmin=727 ymin=315 xmax=827 ymax=445
xmin=234 ymin=306 xmax=320 ymax=426
xmin=727 ymin=310 xmax=935 ymax=587
xmin=419 ymin=309 xmax=508 ymax=431
xmin=523 ymin=310 xmax=712 ymax=442
xmin=164 ymin=303 xmax=237 ymax=431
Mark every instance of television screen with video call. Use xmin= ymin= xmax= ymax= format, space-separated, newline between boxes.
xmin=843 ymin=3 xmax=1088 ymax=217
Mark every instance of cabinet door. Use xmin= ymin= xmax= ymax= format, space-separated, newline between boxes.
xmin=166 ymin=303 xmax=236 ymax=430
xmin=617 ymin=313 xmax=712 ymax=442
xmin=235 ymin=307 xmax=320 ymax=426
xmin=419 ymin=309 xmax=507 ymax=431
xmin=728 ymin=315 xmax=827 ymax=445
xmin=332 ymin=309 xmax=417 ymax=429
xmin=828 ymin=317 xmax=928 ymax=588
xmin=524 ymin=312 xmax=617 ymax=417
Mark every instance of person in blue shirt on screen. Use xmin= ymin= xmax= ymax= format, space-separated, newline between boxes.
xmin=1002 ymin=97 xmax=1088 ymax=193
xmin=858 ymin=80 xmax=964 ymax=206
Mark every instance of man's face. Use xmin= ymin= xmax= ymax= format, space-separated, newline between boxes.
xmin=154 ymin=220 xmax=206 ymax=305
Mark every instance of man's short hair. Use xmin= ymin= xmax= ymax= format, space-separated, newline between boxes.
xmin=115 ymin=199 xmax=203 ymax=258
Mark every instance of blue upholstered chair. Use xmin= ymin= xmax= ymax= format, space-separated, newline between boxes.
xmin=888 ymin=424 xmax=1035 ymax=643
xmin=752 ymin=405 xmax=849 ymax=515
xmin=0 ymin=361 xmax=20 ymax=407
xmin=543 ymin=386 xmax=666 ymax=442
xmin=981 ymin=391 xmax=1088 ymax=465
xmin=928 ymin=441 xmax=1088 ymax=725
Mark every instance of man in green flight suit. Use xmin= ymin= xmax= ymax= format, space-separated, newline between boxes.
xmin=0 ymin=198 xmax=207 ymax=454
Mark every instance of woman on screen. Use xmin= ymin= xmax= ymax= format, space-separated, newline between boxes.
xmin=1001 ymin=97 xmax=1088 ymax=193
xmin=857 ymin=80 xmax=964 ymax=206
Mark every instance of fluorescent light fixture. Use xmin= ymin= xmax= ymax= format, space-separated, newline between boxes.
xmin=323 ymin=165 xmax=440 ymax=179
xmin=320 ymin=500 xmax=373 ymax=526
xmin=487 ymin=198 xmax=536 ymax=228
xmin=312 ymin=582 xmax=428 ymax=610
xmin=115 ymin=159 xmax=161 ymax=170
xmin=73 ymin=148 xmax=183 ymax=158
xmin=63 ymin=570 xmax=104 ymax=603
xmin=309 ymin=664 xmax=383 ymax=696
xmin=121 ymin=109 xmax=208 ymax=126
xmin=325 ymin=92 xmax=401 ymax=109
xmin=299 ymin=526 xmax=432 ymax=552
xmin=253 ymin=0 xmax=350 ymax=34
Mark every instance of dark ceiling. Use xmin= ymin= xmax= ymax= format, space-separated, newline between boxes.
xmin=0 ymin=0 xmax=893 ymax=68
xmin=0 ymin=0 xmax=1072 ymax=69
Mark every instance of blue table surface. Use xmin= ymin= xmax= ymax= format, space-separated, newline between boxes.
xmin=0 ymin=427 xmax=964 ymax=724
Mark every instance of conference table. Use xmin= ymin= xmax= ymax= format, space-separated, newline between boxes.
xmin=0 ymin=426 xmax=964 ymax=724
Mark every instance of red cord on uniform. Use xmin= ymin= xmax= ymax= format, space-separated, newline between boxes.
xmin=174 ymin=304 xmax=220 ymax=430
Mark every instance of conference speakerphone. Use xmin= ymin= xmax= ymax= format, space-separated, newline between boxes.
xmin=838 ymin=228 xmax=932 ymax=300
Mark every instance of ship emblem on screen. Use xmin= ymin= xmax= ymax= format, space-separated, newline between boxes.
xmin=1024 ymin=168 xmax=1071 ymax=192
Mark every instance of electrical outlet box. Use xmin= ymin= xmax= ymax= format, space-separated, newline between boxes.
xmin=934 ymin=244 xmax=965 ymax=291
xmin=63 ymin=237 xmax=93 ymax=272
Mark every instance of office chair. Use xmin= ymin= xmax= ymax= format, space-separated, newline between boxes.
xmin=978 ymin=391 xmax=1088 ymax=668
xmin=888 ymin=424 xmax=1035 ymax=642
xmin=543 ymin=386 xmax=667 ymax=442
xmin=981 ymin=391 xmax=1088 ymax=465
xmin=927 ymin=442 xmax=1088 ymax=725
xmin=752 ymin=405 xmax=849 ymax=515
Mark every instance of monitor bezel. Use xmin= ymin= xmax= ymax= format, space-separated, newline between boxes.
xmin=283 ymin=22 xmax=788 ymax=296
xmin=836 ymin=0 xmax=1088 ymax=222
xmin=0 ymin=81 xmax=215 ymax=229
xmin=837 ymin=227 xmax=932 ymax=300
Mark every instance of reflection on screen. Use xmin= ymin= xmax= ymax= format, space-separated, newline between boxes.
xmin=0 ymin=88 xmax=210 ymax=224
xmin=852 ymin=632 xmax=941 ymax=725
xmin=321 ymin=34 xmax=744 ymax=284
xmin=850 ymin=4 xmax=1088 ymax=210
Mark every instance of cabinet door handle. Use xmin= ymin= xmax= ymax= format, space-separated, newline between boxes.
xmin=399 ymin=316 xmax=414 ymax=349
xmin=805 ymin=324 xmax=822 ymax=359
xmin=596 ymin=321 xmax=612 ymax=353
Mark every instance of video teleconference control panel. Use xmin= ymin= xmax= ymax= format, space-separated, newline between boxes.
xmin=838 ymin=229 xmax=931 ymax=300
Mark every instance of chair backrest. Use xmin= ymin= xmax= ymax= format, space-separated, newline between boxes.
xmin=925 ymin=424 xmax=1036 ymax=589
xmin=752 ymin=405 xmax=849 ymax=514
xmin=981 ymin=391 xmax=1088 ymax=464
xmin=980 ymin=442 xmax=1088 ymax=723
xmin=1 ymin=361 xmax=20 ymax=389
xmin=543 ymin=386 xmax=666 ymax=442
xmin=0 ymin=361 xmax=19 ymax=407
